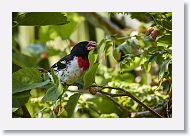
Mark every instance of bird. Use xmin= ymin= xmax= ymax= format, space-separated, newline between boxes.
xmin=47 ymin=41 xmax=97 ymax=86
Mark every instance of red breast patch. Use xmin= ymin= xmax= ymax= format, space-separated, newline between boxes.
xmin=77 ymin=57 xmax=89 ymax=70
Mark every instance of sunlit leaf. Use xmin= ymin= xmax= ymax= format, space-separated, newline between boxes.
xmin=144 ymin=61 xmax=152 ymax=72
xmin=87 ymin=96 xmax=121 ymax=115
xmin=100 ymin=113 xmax=119 ymax=118
xmin=83 ymin=63 xmax=99 ymax=89
xmin=83 ymin=52 xmax=99 ymax=89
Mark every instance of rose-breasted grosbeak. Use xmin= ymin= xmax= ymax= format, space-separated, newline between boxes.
xmin=47 ymin=41 xmax=96 ymax=85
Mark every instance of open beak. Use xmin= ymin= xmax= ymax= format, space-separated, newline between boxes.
xmin=87 ymin=41 xmax=97 ymax=51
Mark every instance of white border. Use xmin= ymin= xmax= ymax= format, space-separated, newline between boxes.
xmin=0 ymin=0 xmax=184 ymax=130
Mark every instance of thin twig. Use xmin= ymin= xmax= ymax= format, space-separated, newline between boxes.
xmin=91 ymin=85 xmax=163 ymax=118
xmin=38 ymin=67 xmax=48 ymax=73
xmin=101 ymin=93 xmax=131 ymax=117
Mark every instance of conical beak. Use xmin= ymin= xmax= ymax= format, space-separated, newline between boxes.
xmin=87 ymin=41 xmax=97 ymax=51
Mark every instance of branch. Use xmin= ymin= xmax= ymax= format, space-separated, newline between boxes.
xmin=38 ymin=67 xmax=48 ymax=73
xmin=80 ymin=12 xmax=124 ymax=36
xmin=90 ymin=85 xmax=163 ymax=118
xmin=38 ymin=67 xmax=163 ymax=118
xmin=131 ymin=107 xmax=164 ymax=118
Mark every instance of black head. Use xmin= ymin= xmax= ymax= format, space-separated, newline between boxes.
xmin=71 ymin=41 xmax=97 ymax=59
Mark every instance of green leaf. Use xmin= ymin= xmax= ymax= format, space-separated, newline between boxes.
xmin=12 ymin=38 xmax=19 ymax=53
xmin=41 ymin=70 xmax=67 ymax=103
xmin=157 ymin=34 xmax=172 ymax=45
xmin=159 ymin=59 xmax=171 ymax=80
xmin=87 ymin=96 xmax=121 ymax=115
xmin=83 ymin=63 xmax=99 ymax=89
xmin=39 ymin=24 xmax=77 ymax=41
xmin=12 ymin=91 xmax=31 ymax=108
xmin=144 ymin=61 xmax=152 ymax=72
xmin=41 ymin=83 xmax=66 ymax=103
xmin=51 ymin=22 xmax=77 ymax=39
xmin=83 ymin=52 xmax=99 ymax=89
xmin=162 ymin=20 xmax=172 ymax=30
xmin=100 ymin=113 xmax=119 ymax=118
xmin=12 ymin=68 xmax=50 ymax=94
xmin=38 ymin=13 xmax=83 ymax=42
xmin=41 ymin=85 xmax=57 ymax=103
xmin=98 ymin=39 xmax=106 ymax=48
xmin=12 ymin=53 xmax=37 ymax=68
xmin=50 ymin=68 xmax=59 ymax=85
xmin=130 ymin=12 xmax=152 ymax=23
xmin=104 ymin=42 xmax=112 ymax=56
xmin=66 ymin=93 xmax=81 ymax=117
xmin=16 ymin=12 xmax=69 ymax=26
xmin=88 ymin=51 xmax=98 ymax=64
xmin=148 ymin=54 xmax=157 ymax=63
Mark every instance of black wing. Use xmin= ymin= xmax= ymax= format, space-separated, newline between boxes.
xmin=51 ymin=54 xmax=74 ymax=70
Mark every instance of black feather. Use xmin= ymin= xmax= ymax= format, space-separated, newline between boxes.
xmin=51 ymin=54 xmax=74 ymax=70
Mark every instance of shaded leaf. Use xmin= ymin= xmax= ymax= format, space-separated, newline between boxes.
xmin=41 ymin=69 xmax=67 ymax=103
xmin=16 ymin=12 xmax=69 ymax=26
xmin=13 ymin=53 xmax=37 ymax=68
xmin=130 ymin=12 xmax=152 ymax=23
xmin=157 ymin=34 xmax=172 ymax=44
xmin=12 ymin=91 xmax=30 ymax=108
xmin=12 ymin=68 xmax=50 ymax=94
xmin=104 ymin=42 xmax=112 ymax=56
xmin=41 ymin=85 xmax=57 ymax=103
xmin=159 ymin=59 xmax=171 ymax=80
xmin=148 ymin=54 xmax=157 ymax=63
xmin=66 ymin=93 xmax=81 ymax=117
xmin=162 ymin=20 xmax=172 ymax=30
xmin=50 ymin=68 xmax=59 ymax=85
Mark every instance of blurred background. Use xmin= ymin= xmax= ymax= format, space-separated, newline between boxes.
xmin=12 ymin=12 xmax=172 ymax=118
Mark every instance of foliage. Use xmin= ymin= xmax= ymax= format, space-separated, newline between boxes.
xmin=83 ymin=52 xmax=99 ymax=89
xmin=12 ymin=12 xmax=172 ymax=118
xmin=13 ymin=12 xmax=69 ymax=26
xmin=12 ymin=68 xmax=50 ymax=94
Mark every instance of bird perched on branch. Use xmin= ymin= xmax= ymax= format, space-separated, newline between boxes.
xmin=47 ymin=41 xmax=97 ymax=85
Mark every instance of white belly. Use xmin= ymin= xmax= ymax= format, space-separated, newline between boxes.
xmin=48 ymin=57 xmax=84 ymax=84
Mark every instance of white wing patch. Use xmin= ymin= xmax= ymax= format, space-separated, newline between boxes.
xmin=60 ymin=61 xmax=66 ymax=64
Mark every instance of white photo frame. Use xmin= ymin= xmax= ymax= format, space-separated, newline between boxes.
xmin=0 ymin=0 xmax=184 ymax=130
